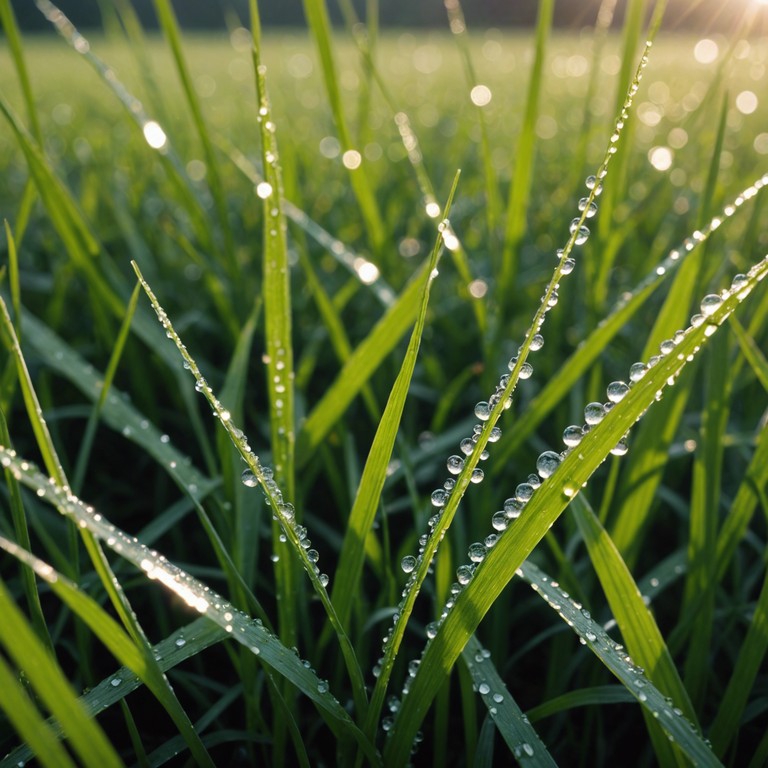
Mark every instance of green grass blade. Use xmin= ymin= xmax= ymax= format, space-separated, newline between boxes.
xmin=249 ymin=0 xmax=298 ymax=654
xmin=682 ymin=328 xmax=731 ymax=708
xmin=1 ymin=617 xmax=226 ymax=768
xmin=0 ymin=536 xmax=216 ymax=768
xmin=384 ymin=256 xmax=768 ymax=763
xmin=498 ymin=0 xmax=554 ymax=296
xmin=570 ymin=494 xmax=696 ymax=765
xmin=491 ymin=173 xmax=768 ymax=468
xmin=151 ymin=0 xmax=234 ymax=261
xmin=572 ymin=494 xmax=696 ymax=721
xmin=0 ymin=578 xmax=125 ymax=768
xmin=0 ymin=448 xmax=380 ymax=765
xmin=132 ymin=261 xmax=370 ymax=726
xmin=708 ymin=559 xmax=768 ymax=757
xmin=526 ymin=686 xmax=635 ymax=722
xmin=296 ymin=254 xmax=434 ymax=463
xmin=462 ymin=635 xmax=558 ymax=767
xmin=72 ymin=280 xmax=141 ymax=493
xmin=0 ymin=653 xmax=79 ymax=768
xmin=729 ymin=315 xmax=768 ymax=392
xmin=331 ymin=172 xmax=460 ymax=634
xmin=302 ymin=0 xmax=385 ymax=252
xmin=0 ymin=0 xmax=43 ymax=143
xmin=517 ymin=562 xmax=718 ymax=767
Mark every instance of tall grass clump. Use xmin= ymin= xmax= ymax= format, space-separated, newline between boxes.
xmin=1 ymin=0 xmax=767 ymax=765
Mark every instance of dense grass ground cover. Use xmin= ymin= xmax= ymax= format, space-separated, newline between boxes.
xmin=1 ymin=0 xmax=767 ymax=765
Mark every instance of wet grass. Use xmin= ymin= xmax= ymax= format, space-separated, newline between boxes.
xmin=1 ymin=1 xmax=768 ymax=766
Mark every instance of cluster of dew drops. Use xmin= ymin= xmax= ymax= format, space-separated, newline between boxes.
xmin=420 ymin=266 xmax=756 ymax=649
xmin=382 ymin=178 xmax=765 ymax=743
xmin=394 ymin=172 xmax=605 ymax=630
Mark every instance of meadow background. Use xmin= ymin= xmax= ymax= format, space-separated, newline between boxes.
xmin=0 ymin=0 xmax=767 ymax=766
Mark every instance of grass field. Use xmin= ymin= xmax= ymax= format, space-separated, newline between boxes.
xmin=1 ymin=0 xmax=768 ymax=766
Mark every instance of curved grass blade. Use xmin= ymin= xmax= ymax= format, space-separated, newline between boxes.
xmin=516 ymin=562 xmax=718 ymax=767
xmin=295 ymin=253 xmax=436 ymax=463
xmin=498 ymin=0 xmax=554 ymax=296
xmin=383 ymin=256 xmax=768 ymax=764
xmin=0 ymin=578 xmax=125 ymax=768
xmin=302 ymin=0 xmax=385 ymax=253
xmin=491 ymin=174 xmax=768 ymax=468
xmin=0 ymin=448 xmax=380 ymax=765
xmin=570 ymin=494 xmax=696 ymax=765
xmin=708 ymin=557 xmax=768 ymax=758
xmin=367 ymin=38 xmax=658 ymax=743
xmin=0 ymin=536 xmax=216 ymax=768
xmin=330 ymin=172 xmax=460 ymax=634
xmin=1 ymin=616 xmax=225 ymax=768
xmin=0 ymin=652 xmax=78 ymax=768
xmin=151 ymin=0 xmax=234 ymax=262
xmin=462 ymin=635 xmax=557 ymax=767
xmin=248 ymin=0 xmax=298 ymax=656
xmin=526 ymin=686 xmax=635 ymax=722
xmin=132 ymin=262 xmax=370 ymax=725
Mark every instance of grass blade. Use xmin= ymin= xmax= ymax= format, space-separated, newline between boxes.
xmin=462 ymin=635 xmax=558 ymax=766
xmin=0 ymin=536 xmax=216 ymax=768
xmin=302 ymin=0 xmax=385 ymax=252
xmin=0 ymin=447 xmax=380 ymax=765
xmin=0 ymin=578 xmax=125 ymax=768
xmin=330 ymin=172 xmax=460 ymax=634
xmin=384 ymin=255 xmax=768 ymax=763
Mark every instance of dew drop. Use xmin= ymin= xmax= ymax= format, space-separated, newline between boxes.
xmin=561 ymin=257 xmax=576 ymax=275
xmin=536 ymin=451 xmax=562 ymax=479
xmin=606 ymin=381 xmax=629 ymax=403
xmin=563 ymin=425 xmax=583 ymax=447
xmin=585 ymin=175 xmax=603 ymax=195
xmin=516 ymin=483 xmax=535 ymax=503
xmin=530 ymin=333 xmax=544 ymax=351
xmin=319 ymin=573 xmax=330 ymax=587
xmin=700 ymin=294 xmax=723 ymax=316
xmin=629 ymin=362 xmax=647 ymax=382
xmin=317 ymin=680 xmax=329 ymax=694
xmin=492 ymin=511 xmax=509 ymax=531
xmin=519 ymin=362 xmax=534 ymax=379
xmin=426 ymin=621 xmax=439 ymax=639
xmin=241 ymin=469 xmax=259 ymax=487
xmin=431 ymin=489 xmax=448 ymax=507
xmin=611 ymin=438 xmax=629 ymax=456
xmin=474 ymin=401 xmax=491 ymax=420
xmin=570 ymin=219 xmax=590 ymax=245
xmin=578 ymin=198 xmax=598 ymax=218
xmin=460 ymin=438 xmax=474 ymax=456
xmin=457 ymin=565 xmax=474 ymax=585
xmin=659 ymin=339 xmax=675 ymax=355
xmin=401 ymin=555 xmax=417 ymax=574
xmin=175 ymin=636 xmax=186 ymax=648
xmin=478 ymin=682 xmax=491 ymax=695
xmin=488 ymin=426 xmax=502 ymax=442
xmin=584 ymin=402 xmax=606 ymax=425
xmin=468 ymin=542 xmax=487 ymax=562
xmin=504 ymin=498 xmax=524 ymax=518
xmin=470 ymin=468 xmax=484 ymax=484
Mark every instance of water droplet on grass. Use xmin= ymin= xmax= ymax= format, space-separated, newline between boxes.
xmin=586 ymin=175 xmax=603 ymax=194
xmin=470 ymin=468 xmax=484 ymax=484
xmin=563 ymin=425 xmax=583 ymax=446
xmin=457 ymin=565 xmax=473 ymax=585
xmin=431 ymin=489 xmax=448 ymax=507
xmin=536 ymin=451 xmax=561 ymax=479
xmin=584 ymin=402 xmax=606 ymax=425
xmin=570 ymin=220 xmax=590 ymax=244
xmin=492 ymin=511 xmax=509 ymax=531
xmin=468 ymin=542 xmax=487 ymax=562
xmin=478 ymin=682 xmax=490 ymax=695
xmin=607 ymin=381 xmax=629 ymax=402
xmin=516 ymin=483 xmax=534 ymax=502
xmin=401 ymin=555 xmax=417 ymax=574
xmin=700 ymin=294 xmax=723 ymax=316
xmin=241 ymin=469 xmax=258 ymax=487
xmin=447 ymin=455 xmax=464 ymax=474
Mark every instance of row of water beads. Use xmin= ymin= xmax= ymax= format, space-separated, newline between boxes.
xmin=397 ymin=172 xmax=604 ymax=590
xmin=141 ymin=278 xmax=329 ymax=591
xmin=424 ymin=268 xmax=757 ymax=640
xmin=386 ymin=264 xmax=762 ymax=748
